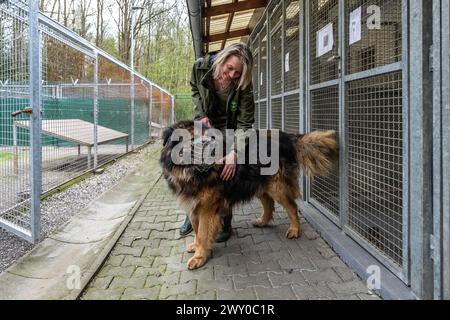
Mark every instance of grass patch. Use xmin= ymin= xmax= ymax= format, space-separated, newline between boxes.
xmin=0 ymin=152 xmax=14 ymax=160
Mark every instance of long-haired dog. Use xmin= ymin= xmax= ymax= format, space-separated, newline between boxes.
xmin=160 ymin=121 xmax=338 ymax=270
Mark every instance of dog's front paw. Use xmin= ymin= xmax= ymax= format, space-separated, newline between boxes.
xmin=186 ymin=243 xmax=196 ymax=253
xmin=251 ymin=218 xmax=269 ymax=228
xmin=187 ymin=256 xmax=207 ymax=270
xmin=286 ymin=227 xmax=301 ymax=239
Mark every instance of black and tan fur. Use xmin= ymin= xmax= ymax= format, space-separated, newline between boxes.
xmin=160 ymin=121 xmax=339 ymax=270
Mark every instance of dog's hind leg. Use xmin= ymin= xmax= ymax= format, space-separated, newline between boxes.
xmin=187 ymin=207 xmax=221 ymax=270
xmin=275 ymin=195 xmax=301 ymax=239
xmin=251 ymin=193 xmax=275 ymax=228
xmin=187 ymin=215 xmax=199 ymax=253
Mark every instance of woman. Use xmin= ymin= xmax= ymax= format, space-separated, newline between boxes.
xmin=179 ymin=43 xmax=256 ymax=242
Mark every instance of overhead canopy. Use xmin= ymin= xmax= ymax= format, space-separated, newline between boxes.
xmin=187 ymin=0 xmax=268 ymax=58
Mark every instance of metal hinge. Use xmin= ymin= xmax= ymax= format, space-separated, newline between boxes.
xmin=429 ymin=45 xmax=434 ymax=72
xmin=430 ymin=234 xmax=436 ymax=261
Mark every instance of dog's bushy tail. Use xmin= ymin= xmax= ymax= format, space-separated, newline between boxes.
xmin=296 ymin=131 xmax=339 ymax=177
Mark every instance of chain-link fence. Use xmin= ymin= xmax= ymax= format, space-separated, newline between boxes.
xmin=0 ymin=0 xmax=174 ymax=243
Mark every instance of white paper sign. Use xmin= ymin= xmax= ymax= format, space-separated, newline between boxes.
xmin=317 ymin=23 xmax=334 ymax=57
xmin=285 ymin=52 xmax=290 ymax=72
xmin=349 ymin=6 xmax=362 ymax=45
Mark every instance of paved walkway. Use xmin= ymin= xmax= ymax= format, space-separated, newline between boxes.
xmin=81 ymin=160 xmax=380 ymax=300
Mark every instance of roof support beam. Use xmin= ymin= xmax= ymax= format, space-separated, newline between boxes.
xmin=202 ymin=0 xmax=267 ymax=17
xmin=203 ymin=28 xmax=250 ymax=43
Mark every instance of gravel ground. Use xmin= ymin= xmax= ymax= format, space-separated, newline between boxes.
xmin=0 ymin=142 xmax=159 ymax=273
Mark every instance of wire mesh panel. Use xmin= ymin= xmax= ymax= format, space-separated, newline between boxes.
xmin=0 ymin=1 xmax=32 ymax=235
xmin=259 ymin=101 xmax=267 ymax=129
xmin=271 ymin=98 xmax=282 ymax=130
xmin=97 ymin=55 xmax=131 ymax=167
xmin=40 ymin=26 xmax=96 ymax=192
xmin=310 ymin=0 xmax=340 ymax=85
xmin=284 ymin=94 xmax=300 ymax=134
xmin=162 ymin=92 xmax=171 ymax=127
xmin=133 ymin=75 xmax=150 ymax=147
xmin=284 ymin=0 xmax=300 ymax=92
xmin=346 ymin=0 xmax=402 ymax=74
xmin=310 ymin=86 xmax=340 ymax=217
xmin=151 ymin=86 xmax=162 ymax=136
xmin=270 ymin=27 xmax=283 ymax=96
xmin=347 ymin=72 xmax=403 ymax=267
xmin=260 ymin=27 xmax=268 ymax=100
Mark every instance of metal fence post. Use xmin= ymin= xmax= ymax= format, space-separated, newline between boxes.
xmin=29 ymin=0 xmax=42 ymax=243
xmin=149 ymin=84 xmax=153 ymax=139
xmin=94 ymin=50 xmax=99 ymax=168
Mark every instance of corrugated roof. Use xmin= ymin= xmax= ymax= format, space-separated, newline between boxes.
xmin=201 ymin=0 xmax=268 ymax=54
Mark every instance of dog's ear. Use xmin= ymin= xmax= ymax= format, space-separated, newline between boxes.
xmin=162 ymin=127 xmax=174 ymax=147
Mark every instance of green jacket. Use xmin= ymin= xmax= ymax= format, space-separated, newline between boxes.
xmin=190 ymin=53 xmax=255 ymax=133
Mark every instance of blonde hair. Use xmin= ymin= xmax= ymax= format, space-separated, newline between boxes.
xmin=212 ymin=43 xmax=254 ymax=90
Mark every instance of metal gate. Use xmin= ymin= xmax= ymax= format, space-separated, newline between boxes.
xmin=306 ymin=0 xmax=407 ymax=281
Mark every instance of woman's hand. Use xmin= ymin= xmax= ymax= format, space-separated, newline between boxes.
xmin=200 ymin=117 xmax=212 ymax=128
xmin=217 ymin=150 xmax=237 ymax=181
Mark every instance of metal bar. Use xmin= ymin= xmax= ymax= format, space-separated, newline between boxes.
xmin=441 ymin=0 xmax=450 ymax=300
xmin=338 ymin=0 xmax=347 ymax=230
xmin=344 ymin=62 xmax=403 ymax=83
xmin=309 ymin=79 xmax=340 ymax=91
xmin=13 ymin=124 xmax=18 ymax=175
xmin=281 ymin=0 xmax=285 ymax=132
xmin=299 ymin=0 xmax=306 ymax=198
xmin=408 ymin=0 xmax=434 ymax=299
xmin=402 ymin=0 xmax=411 ymax=286
xmin=29 ymin=0 xmax=42 ymax=243
xmin=93 ymin=51 xmax=99 ymax=169
xmin=304 ymin=0 xmax=311 ymax=202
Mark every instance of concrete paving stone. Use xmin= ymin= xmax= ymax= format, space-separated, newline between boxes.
xmin=109 ymin=276 xmax=147 ymax=290
xmin=139 ymin=222 xmax=165 ymax=231
xmin=106 ymin=255 xmax=125 ymax=267
xmin=333 ymin=266 xmax=358 ymax=282
xmin=232 ymin=221 xmax=250 ymax=229
xmin=111 ymin=245 xmax=144 ymax=257
xmin=303 ymin=229 xmax=320 ymax=241
xmin=97 ymin=265 xmax=136 ymax=278
xmin=259 ymin=249 xmax=293 ymax=263
xmin=235 ymin=227 xmax=264 ymax=238
xmin=268 ymin=239 xmax=301 ymax=252
xmin=177 ymin=291 xmax=216 ymax=300
xmin=252 ymin=233 xmax=282 ymax=244
xmin=338 ymin=294 xmax=362 ymax=300
xmin=316 ymin=246 xmax=337 ymax=259
xmin=197 ymin=276 xmax=234 ymax=293
xmin=134 ymin=266 xmax=167 ymax=277
xmin=127 ymin=221 xmax=142 ymax=231
xmin=328 ymin=280 xmax=370 ymax=296
xmin=122 ymin=229 xmax=151 ymax=240
xmin=121 ymin=286 xmax=161 ymax=300
xmin=132 ymin=215 xmax=156 ymax=223
xmin=214 ymin=264 xmax=248 ymax=279
xmin=143 ymin=247 xmax=172 ymax=258
xmin=302 ymin=268 xmax=342 ymax=285
xmin=241 ymin=242 xmax=272 ymax=254
xmin=278 ymin=257 xmax=315 ymax=272
xmin=309 ymin=255 xmax=349 ymax=270
xmin=292 ymin=283 xmax=337 ymax=300
xmin=159 ymin=280 xmax=197 ymax=299
xmin=152 ymin=254 xmax=183 ymax=268
xmin=255 ymin=285 xmax=297 ymax=300
xmin=88 ymin=276 xmax=113 ymax=290
xmin=228 ymin=252 xmax=260 ymax=267
xmin=121 ymin=256 xmax=155 ymax=268
xmin=180 ymin=268 xmax=214 ymax=284
xmin=233 ymin=274 xmax=271 ymax=290
xmin=117 ymin=236 xmax=136 ymax=247
xmin=247 ymin=261 xmax=282 ymax=275
xmin=164 ymin=221 xmax=183 ymax=231
xmin=268 ymin=270 xmax=307 ymax=287
xmin=209 ymin=254 xmax=229 ymax=267
xmin=146 ymin=272 xmax=180 ymax=287
xmin=226 ymin=235 xmax=254 ymax=247
xmin=159 ymin=239 xmax=184 ymax=248
xmin=214 ymin=243 xmax=242 ymax=256
xmin=166 ymin=262 xmax=188 ymax=273
xmin=217 ymin=288 xmax=257 ymax=300
xmin=150 ymin=230 xmax=177 ymax=240
xmin=155 ymin=215 xmax=179 ymax=223
xmin=81 ymin=288 xmax=125 ymax=300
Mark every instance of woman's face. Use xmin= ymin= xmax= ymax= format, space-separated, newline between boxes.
xmin=221 ymin=56 xmax=243 ymax=81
